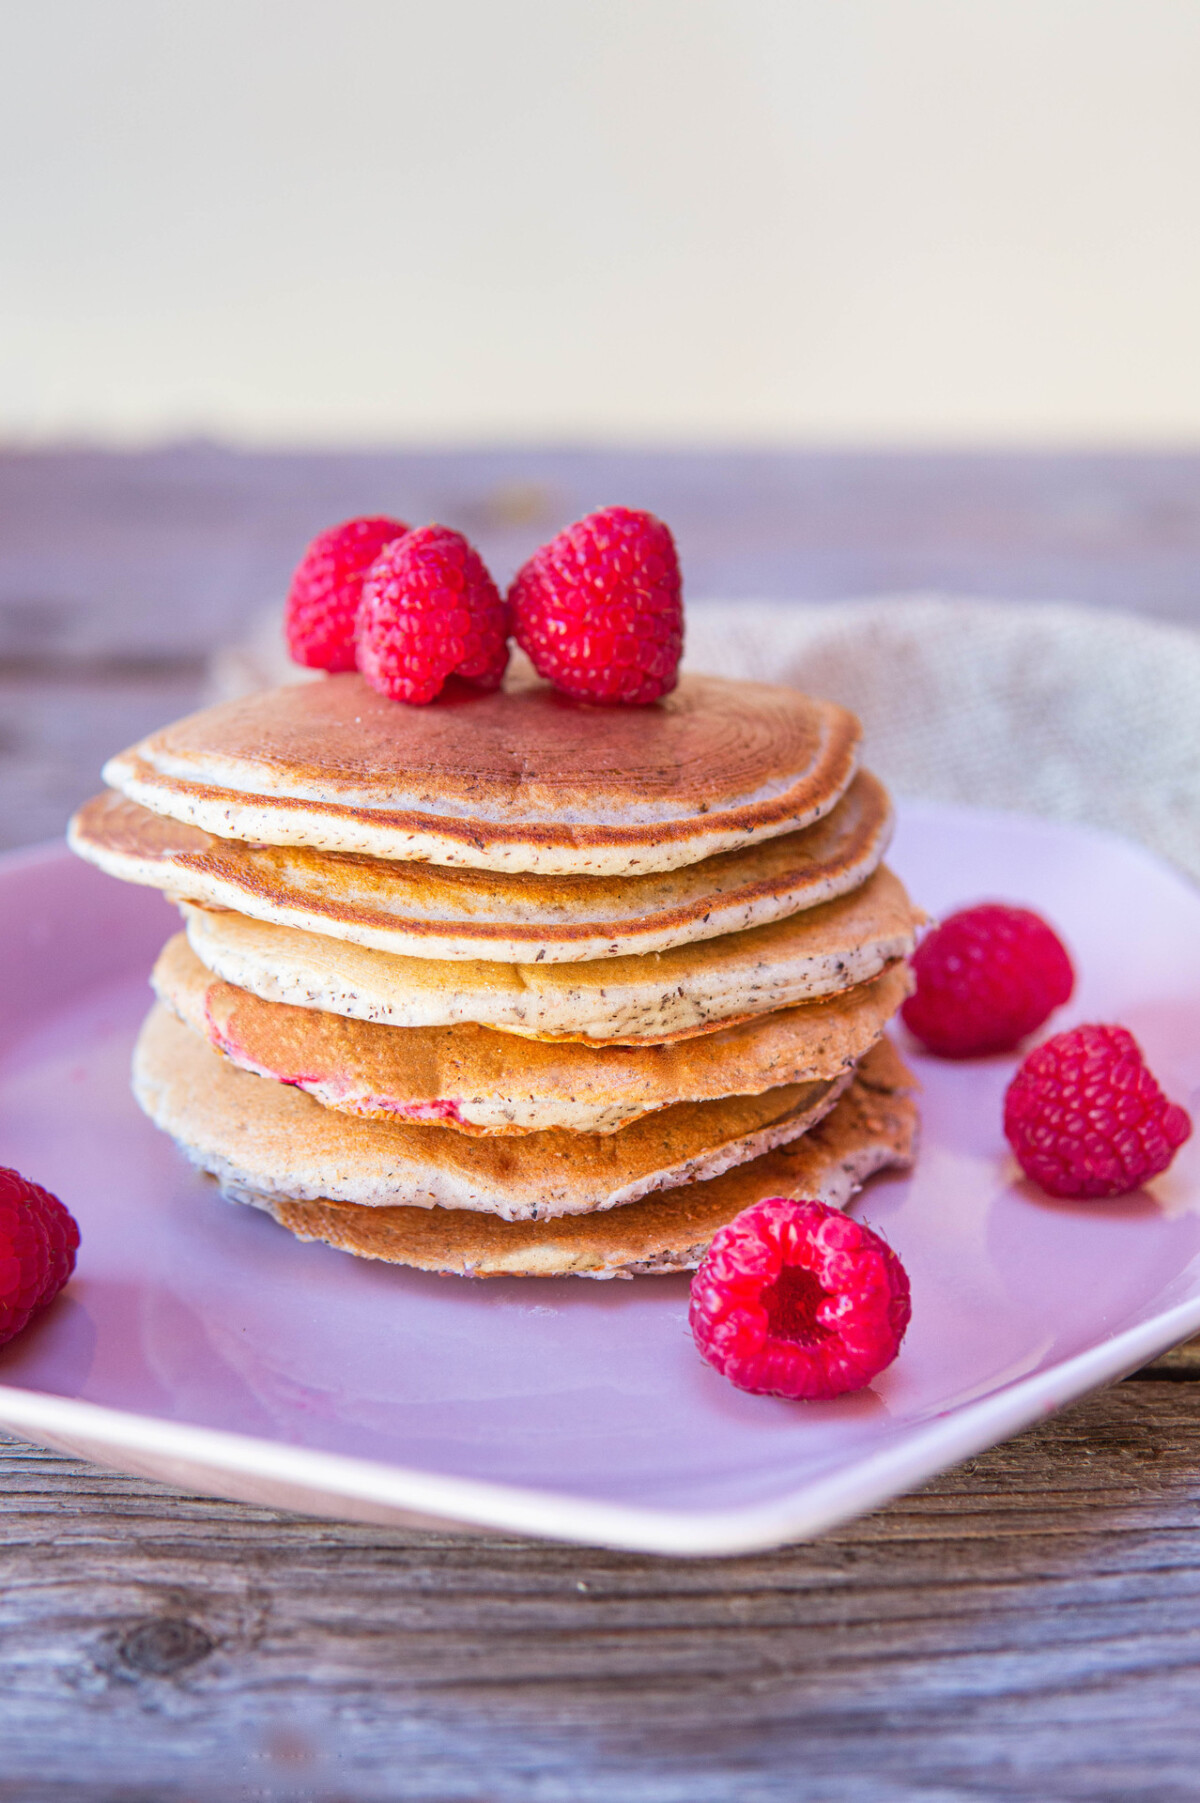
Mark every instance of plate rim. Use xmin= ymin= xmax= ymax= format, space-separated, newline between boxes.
xmin=0 ymin=1289 xmax=1195 ymax=1556
xmin=2 ymin=815 xmax=1198 ymax=1557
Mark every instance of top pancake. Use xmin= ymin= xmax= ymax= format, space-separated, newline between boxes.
xmin=102 ymin=668 xmax=862 ymax=875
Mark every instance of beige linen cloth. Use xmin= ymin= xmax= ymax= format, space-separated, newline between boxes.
xmin=213 ymin=596 xmax=1200 ymax=883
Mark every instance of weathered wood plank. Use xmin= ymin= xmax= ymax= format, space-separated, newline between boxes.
xmin=0 ymin=671 xmax=205 ymax=851
xmin=0 ymin=1383 xmax=1197 ymax=1799
xmin=4 ymin=446 xmax=1200 ymax=666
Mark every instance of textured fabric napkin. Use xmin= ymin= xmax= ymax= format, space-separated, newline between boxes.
xmin=213 ymin=595 xmax=1200 ymax=882
xmin=686 ymin=597 xmax=1200 ymax=883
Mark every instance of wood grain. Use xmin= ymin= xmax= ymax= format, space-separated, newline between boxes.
xmin=1 ymin=1383 xmax=1199 ymax=1799
xmin=4 ymin=447 xmax=1200 ymax=1797
xmin=4 ymin=447 xmax=1200 ymax=665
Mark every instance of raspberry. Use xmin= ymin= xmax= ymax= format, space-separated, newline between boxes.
xmin=509 ymin=506 xmax=683 ymax=705
xmin=689 ymin=1197 xmax=911 ymax=1400
xmin=0 ymin=1169 xmax=80 ymax=1346
xmin=901 ymin=903 xmax=1074 ymax=1058
xmin=1004 ymin=1023 xmax=1191 ymax=1199
xmin=285 ymin=516 xmax=410 ymax=672
xmin=356 ymin=526 xmax=509 ymax=706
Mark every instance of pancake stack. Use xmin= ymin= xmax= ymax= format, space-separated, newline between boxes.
xmin=70 ymin=663 xmax=923 ymax=1278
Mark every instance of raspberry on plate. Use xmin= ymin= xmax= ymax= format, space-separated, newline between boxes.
xmin=285 ymin=516 xmax=411 ymax=672
xmin=1004 ymin=1023 xmax=1191 ymax=1199
xmin=689 ymin=1197 xmax=911 ymax=1400
xmin=901 ymin=902 xmax=1074 ymax=1058
xmin=0 ymin=1168 xmax=80 ymax=1346
xmin=356 ymin=525 xmax=509 ymax=706
xmin=508 ymin=506 xmax=683 ymax=705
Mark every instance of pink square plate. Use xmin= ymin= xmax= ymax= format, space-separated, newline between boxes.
xmin=1 ymin=802 xmax=1199 ymax=1556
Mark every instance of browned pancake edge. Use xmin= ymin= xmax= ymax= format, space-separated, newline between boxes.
xmin=254 ymin=1042 xmax=919 ymax=1277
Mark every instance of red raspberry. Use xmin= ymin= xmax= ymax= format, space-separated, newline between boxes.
xmin=689 ymin=1197 xmax=911 ymax=1400
xmin=356 ymin=525 xmax=509 ymax=706
xmin=901 ymin=903 xmax=1074 ymax=1058
xmin=1004 ymin=1023 xmax=1191 ymax=1199
xmin=0 ymin=1169 xmax=80 ymax=1346
xmin=285 ymin=516 xmax=410 ymax=672
xmin=509 ymin=506 xmax=683 ymax=705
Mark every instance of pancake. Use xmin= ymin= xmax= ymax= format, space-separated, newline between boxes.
xmin=69 ymin=769 xmax=892 ymax=963
xmin=246 ymin=1042 xmax=919 ymax=1278
xmin=102 ymin=668 xmax=861 ymax=875
xmin=153 ymin=932 xmax=912 ymax=1134
xmin=180 ymin=864 xmax=922 ymax=1044
xmin=134 ymin=1003 xmax=853 ymax=1221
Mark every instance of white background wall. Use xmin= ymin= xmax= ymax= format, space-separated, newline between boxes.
xmin=3 ymin=0 xmax=1199 ymax=445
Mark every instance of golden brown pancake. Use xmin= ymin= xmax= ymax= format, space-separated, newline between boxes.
xmin=70 ymin=769 xmax=892 ymax=962
xmin=134 ymin=1002 xmax=853 ymax=1221
xmin=252 ymin=1042 xmax=919 ymax=1277
xmin=153 ymin=931 xmax=912 ymax=1134
xmin=102 ymin=669 xmax=862 ymax=874
xmin=178 ymin=864 xmax=922 ymax=1043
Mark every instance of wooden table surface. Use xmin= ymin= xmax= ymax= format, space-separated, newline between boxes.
xmin=3 ymin=445 xmax=1200 ymax=1800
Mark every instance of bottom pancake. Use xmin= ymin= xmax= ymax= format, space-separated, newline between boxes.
xmin=135 ymin=1002 xmax=852 ymax=1221
xmin=236 ymin=1041 xmax=919 ymax=1278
